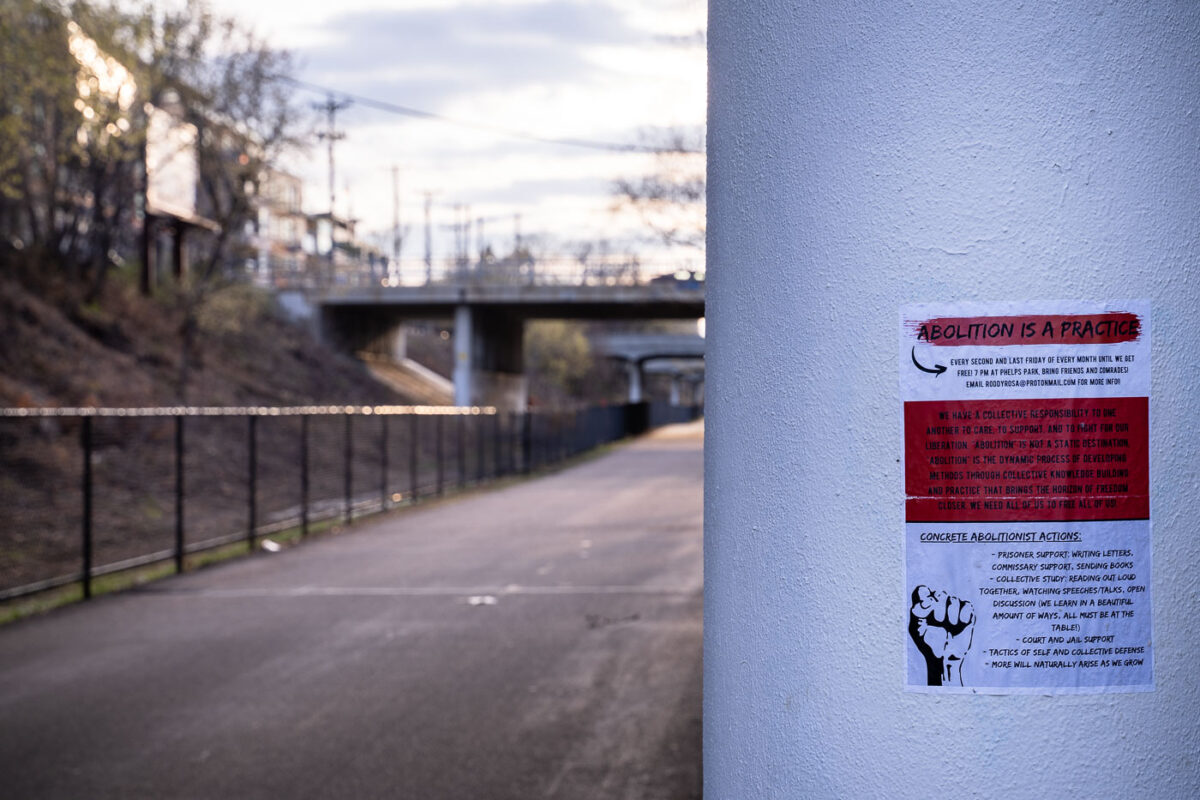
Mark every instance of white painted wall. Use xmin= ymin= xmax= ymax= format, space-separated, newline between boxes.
xmin=705 ymin=3 xmax=1200 ymax=797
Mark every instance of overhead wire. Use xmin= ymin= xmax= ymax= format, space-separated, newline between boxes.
xmin=276 ymin=75 xmax=704 ymax=155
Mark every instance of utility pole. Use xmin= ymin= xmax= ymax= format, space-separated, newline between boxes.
xmin=423 ymin=191 xmax=433 ymax=285
xmin=463 ymin=204 xmax=472 ymax=272
xmin=313 ymin=94 xmax=349 ymax=218
xmin=391 ymin=165 xmax=402 ymax=281
xmin=453 ymin=203 xmax=463 ymax=264
xmin=313 ymin=94 xmax=348 ymax=280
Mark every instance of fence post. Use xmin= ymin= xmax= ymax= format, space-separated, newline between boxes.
xmin=409 ymin=413 xmax=419 ymax=503
xmin=344 ymin=413 xmax=353 ymax=525
xmin=571 ymin=409 xmax=580 ymax=457
xmin=300 ymin=414 xmax=309 ymax=537
xmin=522 ymin=411 xmax=533 ymax=474
xmin=457 ymin=412 xmax=466 ymax=488
xmin=380 ymin=414 xmax=389 ymax=512
xmin=493 ymin=412 xmax=502 ymax=478
xmin=512 ymin=411 xmax=521 ymax=474
xmin=174 ymin=415 xmax=185 ymax=574
xmin=476 ymin=414 xmax=485 ymax=483
xmin=247 ymin=415 xmax=257 ymax=549
xmin=81 ymin=416 xmax=93 ymax=600
xmin=506 ymin=412 xmax=514 ymax=475
xmin=559 ymin=412 xmax=566 ymax=461
xmin=436 ymin=414 xmax=444 ymax=496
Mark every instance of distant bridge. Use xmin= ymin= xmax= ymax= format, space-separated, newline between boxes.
xmin=286 ymin=268 xmax=705 ymax=410
xmin=593 ymin=334 xmax=705 ymax=404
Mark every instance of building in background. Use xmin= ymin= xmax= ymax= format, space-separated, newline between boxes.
xmin=253 ymin=168 xmax=306 ymax=286
xmin=304 ymin=212 xmax=386 ymax=287
xmin=142 ymin=91 xmax=219 ymax=291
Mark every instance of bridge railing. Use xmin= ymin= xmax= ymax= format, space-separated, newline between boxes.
xmin=0 ymin=402 xmax=699 ymax=603
xmin=264 ymin=255 xmax=705 ymax=291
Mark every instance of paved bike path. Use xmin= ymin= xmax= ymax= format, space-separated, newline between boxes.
xmin=0 ymin=422 xmax=703 ymax=799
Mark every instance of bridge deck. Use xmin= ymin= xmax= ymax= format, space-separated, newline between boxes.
xmin=318 ymin=282 xmax=705 ymax=319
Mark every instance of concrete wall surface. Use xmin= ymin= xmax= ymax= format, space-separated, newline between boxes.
xmin=705 ymin=3 xmax=1200 ymax=797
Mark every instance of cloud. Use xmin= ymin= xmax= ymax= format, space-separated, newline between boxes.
xmin=299 ymin=1 xmax=638 ymax=107
xmin=472 ymin=175 xmax=611 ymax=204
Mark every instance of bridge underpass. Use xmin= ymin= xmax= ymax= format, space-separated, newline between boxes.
xmin=593 ymin=333 xmax=706 ymax=404
xmin=312 ymin=282 xmax=705 ymax=410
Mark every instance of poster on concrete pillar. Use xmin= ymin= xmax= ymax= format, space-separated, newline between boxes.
xmin=899 ymin=300 xmax=1152 ymax=694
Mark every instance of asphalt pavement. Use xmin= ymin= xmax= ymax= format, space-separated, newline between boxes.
xmin=0 ymin=421 xmax=703 ymax=799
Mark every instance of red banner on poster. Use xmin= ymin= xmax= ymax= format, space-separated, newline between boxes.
xmin=904 ymin=397 xmax=1148 ymax=522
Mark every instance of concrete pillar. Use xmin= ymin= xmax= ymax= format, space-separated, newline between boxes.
xmin=707 ymin=4 xmax=1200 ymax=798
xmin=453 ymin=304 xmax=473 ymax=407
xmin=452 ymin=306 xmax=528 ymax=411
xmin=390 ymin=326 xmax=407 ymax=361
xmin=669 ymin=375 xmax=681 ymax=406
xmin=625 ymin=361 xmax=644 ymax=404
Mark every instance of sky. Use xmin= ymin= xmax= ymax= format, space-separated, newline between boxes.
xmin=202 ymin=0 xmax=707 ymax=275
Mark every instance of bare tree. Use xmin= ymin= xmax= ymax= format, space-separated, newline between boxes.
xmin=120 ymin=0 xmax=308 ymax=397
xmin=128 ymin=0 xmax=307 ymax=282
xmin=0 ymin=0 xmax=144 ymax=299
xmin=0 ymin=0 xmax=308 ymax=399
xmin=611 ymin=127 xmax=705 ymax=251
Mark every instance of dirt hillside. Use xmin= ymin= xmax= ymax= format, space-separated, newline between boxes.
xmin=0 ymin=274 xmax=401 ymax=409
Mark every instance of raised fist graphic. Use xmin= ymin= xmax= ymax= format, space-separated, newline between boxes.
xmin=908 ymin=585 xmax=975 ymax=686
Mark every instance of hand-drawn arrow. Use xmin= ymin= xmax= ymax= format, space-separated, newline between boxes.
xmin=911 ymin=347 xmax=947 ymax=377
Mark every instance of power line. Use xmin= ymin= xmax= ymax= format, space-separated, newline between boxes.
xmin=278 ymin=76 xmax=704 ymax=155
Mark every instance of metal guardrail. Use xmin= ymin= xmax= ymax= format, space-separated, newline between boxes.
xmin=0 ymin=402 xmax=700 ymax=602
xmin=264 ymin=256 xmax=705 ymax=291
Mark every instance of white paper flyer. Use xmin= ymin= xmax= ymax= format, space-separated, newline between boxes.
xmin=900 ymin=300 xmax=1152 ymax=693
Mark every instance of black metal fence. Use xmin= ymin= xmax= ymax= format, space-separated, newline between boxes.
xmin=0 ymin=401 xmax=700 ymax=601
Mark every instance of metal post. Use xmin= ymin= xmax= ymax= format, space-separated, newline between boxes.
xmin=248 ymin=415 xmax=257 ymax=548
xmin=558 ymin=412 xmax=566 ymax=462
xmin=300 ymin=414 xmax=309 ymax=537
xmin=457 ymin=412 xmax=466 ymax=488
xmin=344 ymin=413 xmax=353 ymax=525
xmin=476 ymin=414 xmax=485 ymax=483
xmin=570 ymin=409 xmax=579 ymax=457
xmin=492 ymin=412 xmax=502 ymax=478
xmin=380 ymin=414 xmax=389 ymax=511
xmin=409 ymin=413 xmax=419 ymax=502
xmin=522 ymin=411 xmax=533 ymax=474
xmin=81 ymin=417 xmax=93 ymax=599
xmin=174 ymin=415 xmax=185 ymax=574
xmin=565 ymin=410 xmax=573 ymax=458
xmin=511 ymin=411 xmax=520 ymax=474
xmin=436 ymin=414 xmax=445 ymax=496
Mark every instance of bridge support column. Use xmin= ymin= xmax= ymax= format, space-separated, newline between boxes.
xmin=708 ymin=2 xmax=1199 ymax=798
xmin=669 ymin=376 xmax=681 ymax=406
xmin=625 ymin=361 xmax=644 ymax=404
xmin=452 ymin=306 xmax=473 ymax=406
xmin=453 ymin=305 xmax=527 ymax=410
